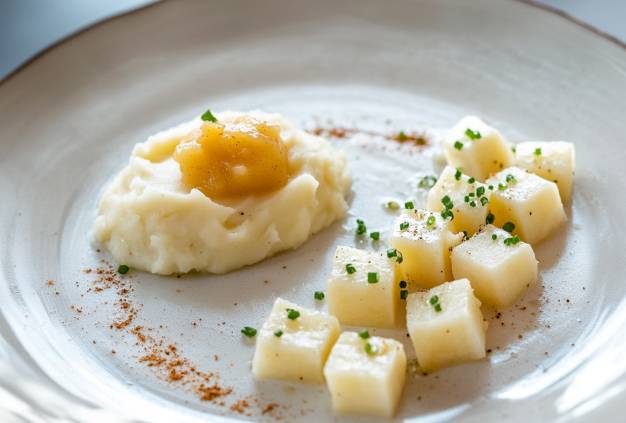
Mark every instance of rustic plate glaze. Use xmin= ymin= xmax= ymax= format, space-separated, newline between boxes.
xmin=1 ymin=1 xmax=626 ymax=421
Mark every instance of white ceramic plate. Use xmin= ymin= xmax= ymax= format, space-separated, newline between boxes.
xmin=2 ymin=1 xmax=626 ymax=422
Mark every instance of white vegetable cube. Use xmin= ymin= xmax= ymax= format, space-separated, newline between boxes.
xmin=443 ymin=116 xmax=515 ymax=181
xmin=389 ymin=209 xmax=463 ymax=289
xmin=426 ymin=166 xmax=492 ymax=236
xmin=486 ymin=166 xmax=566 ymax=244
xmin=515 ymin=141 xmax=576 ymax=203
xmin=451 ymin=225 xmax=538 ymax=308
xmin=323 ymin=332 xmax=407 ymax=418
xmin=327 ymin=246 xmax=400 ymax=328
xmin=252 ymin=297 xmax=340 ymax=383
xmin=406 ymin=279 xmax=487 ymax=372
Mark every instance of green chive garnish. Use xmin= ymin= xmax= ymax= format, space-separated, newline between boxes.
xmin=314 ymin=291 xmax=325 ymax=301
xmin=506 ymin=174 xmax=517 ymax=184
xmin=356 ymin=219 xmax=367 ymax=235
xmin=400 ymin=290 xmax=409 ymax=300
xmin=405 ymin=201 xmax=414 ymax=210
xmin=367 ymin=272 xmax=379 ymax=283
xmin=465 ymin=128 xmax=482 ymax=140
xmin=418 ymin=175 xmax=437 ymax=189
xmin=400 ymin=221 xmax=410 ymax=231
xmin=429 ymin=295 xmax=439 ymax=305
xmin=534 ymin=147 xmax=542 ymax=156
xmin=502 ymin=222 xmax=516 ymax=233
xmin=434 ymin=303 xmax=443 ymax=312
xmin=274 ymin=329 xmax=283 ymax=337
xmin=454 ymin=140 xmax=464 ymax=150
xmin=486 ymin=212 xmax=495 ymax=224
xmin=370 ymin=231 xmax=380 ymax=241
xmin=426 ymin=215 xmax=436 ymax=227
xmin=364 ymin=341 xmax=378 ymax=355
xmin=201 ymin=109 xmax=218 ymax=122
xmin=441 ymin=209 xmax=454 ymax=220
xmin=480 ymin=196 xmax=489 ymax=206
xmin=346 ymin=263 xmax=356 ymax=274
xmin=492 ymin=234 xmax=497 ymax=240
xmin=476 ymin=186 xmax=485 ymax=196
xmin=358 ymin=330 xmax=370 ymax=339
xmin=498 ymin=183 xmax=507 ymax=191
xmin=454 ymin=168 xmax=462 ymax=181
xmin=503 ymin=235 xmax=521 ymax=246
xmin=241 ymin=326 xmax=257 ymax=337
xmin=286 ymin=308 xmax=300 ymax=320
xmin=468 ymin=177 xmax=476 ymax=184
xmin=117 ymin=265 xmax=130 ymax=274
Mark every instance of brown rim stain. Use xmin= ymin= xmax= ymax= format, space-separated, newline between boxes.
xmin=0 ymin=0 xmax=625 ymax=88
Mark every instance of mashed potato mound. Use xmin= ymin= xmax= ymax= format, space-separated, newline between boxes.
xmin=94 ymin=111 xmax=352 ymax=275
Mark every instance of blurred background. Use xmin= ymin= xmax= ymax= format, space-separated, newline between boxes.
xmin=1 ymin=0 xmax=625 ymax=80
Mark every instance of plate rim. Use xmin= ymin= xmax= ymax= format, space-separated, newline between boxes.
xmin=1 ymin=0 xmax=625 ymax=88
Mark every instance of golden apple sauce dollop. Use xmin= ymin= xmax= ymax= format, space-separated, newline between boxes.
xmin=174 ymin=116 xmax=290 ymax=199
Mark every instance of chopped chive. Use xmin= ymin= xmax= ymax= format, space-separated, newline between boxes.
xmin=370 ymin=231 xmax=380 ymax=241
xmin=468 ymin=177 xmax=476 ymax=184
xmin=286 ymin=308 xmax=300 ymax=320
xmin=468 ymin=192 xmax=475 ymax=197
xmin=426 ymin=215 xmax=436 ymax=227
xmin=274 ymin=329 xmax=283 ymax=337
xmin=241 ymin=326 xmax=257 ymax=337
xmin=117 ymin=264 xmax=130 ymax=274
xmin=492 ymin=234 xmax=498 ymax=240
xmin=434 ymin=303 xmax=443 ymax=312
xmin=476 ymin=186 xmax=485 ymax=197
xmin=488 ymin=184 xmax=494 ymax=190
xmin=441 ymin=195 xmax=453 ymax=210
xmin=498 ymin=183 xmax=508 ymax=191
xmin=201 ymin=109 xmax=218 ymax=122
xmin=503 ymin=235 xmax=521 ymax=246
xmin=387 ymin=248 xmax=397 ymax=258
xmin=356 ymin=219 xmax=367 ymax=235
xmin=465 ymin=128 xmax=482 ymax=140
xmin=386 ymin=200 xmax=400 ymax=210
xmin=364 ymin=341 xmax=379 ymax=355
xmin=400 ymin=290 xmax=409 ymax=300
xmin=314 ymin=291 xmax=325 ymax=301
xmin=405 ymin=201 xmax=414 ymax=210
xmin=480 ymin=196 xmax=489 ymax=206
xmin=358 ymin=330 xmax=370 ymax=339
xmin=400 ymin=221 xmax=410 ymax=231
xmin=395 ymin=250 xmax=403 ymax=263
xmin=454 ymin=140 xmax=464 ymax=150
xmin=506 ymin=174 xmax=517 ymax=184
xmin=429 ymin=295 xmax=439 ymax=305
xmin=534 ymin=147 xmax=542 ymax=156
xmin=454 ymin=168 xmax=462 ymax=181
xmin=346 ymin=263 xmax=356 ymax=274
xmin=367 ymin=272 xmax=379 ymax=284
xmin=418 ymin=175 xmax=437 ymax=189
xmin=469 ymin=201 xmax=476 ymax=207
xmin=502 ymin=222 xmax=516 ymax=233
xmin=486 ymin=212 xmax=495 ymax=224
xmin=399 ymin=280 xmax=407 ymax=288
xmin=464 ymin=195 xmax=470 ymax=203
xmin=441 ymin=209 xmax=454 ymax=220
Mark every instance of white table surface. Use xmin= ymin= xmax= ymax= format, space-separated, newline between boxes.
xmin=1 ymin=0 xmax=625 ymax=79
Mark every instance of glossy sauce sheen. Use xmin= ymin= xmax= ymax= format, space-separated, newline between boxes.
xmin=174 ymin=117 xmax=289 ymax=198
